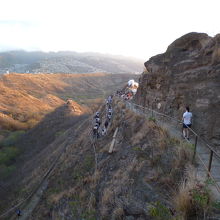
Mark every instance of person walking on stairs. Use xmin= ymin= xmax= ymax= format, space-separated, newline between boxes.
xmin=182 ymin=106 xmax=192 ymax=140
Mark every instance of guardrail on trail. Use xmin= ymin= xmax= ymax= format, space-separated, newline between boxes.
xmin=122 ymin=99 xmax=220 ymax=194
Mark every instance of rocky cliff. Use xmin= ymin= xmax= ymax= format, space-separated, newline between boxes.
xmin=135 ymin=32 xmax=220 ymax=147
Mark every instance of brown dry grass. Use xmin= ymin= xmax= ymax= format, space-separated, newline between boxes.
xmin=26 ymin=97 xmax=198 ymax=219
xmin=0 ymin=113 xmax=28 ymax=130
xmin=113 ymin=102 xmax=194 ymax=190
xmin=112 ymin=207 xmax=125 ymax=219
xmin=102 ymin=187 xmax=115 ymax=206
xmin=48 ymin=187 xmax=77 ymax=204
xmin=172 ymin=166 xmax=197 ymax=219
xmin=173 ymin=142 xmax=193 ymax=168
xmin=0 ymin=73 xmax=134 ymax=130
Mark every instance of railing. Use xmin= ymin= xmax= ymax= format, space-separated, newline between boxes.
xmin=123 ymin=99 xmax=220 ymax=193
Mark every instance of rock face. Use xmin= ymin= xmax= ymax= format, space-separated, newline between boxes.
xmin=135 ymin=32 xmax=220 ymax=147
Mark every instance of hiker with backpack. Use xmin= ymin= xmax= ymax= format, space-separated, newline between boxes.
xmin=101 ymin=127 xmax=107 ymax=136
xmin=94 ymin=112 xmax=100 ymax=119
xmin=108 ymin=106 xmax=112 ymax=113
xmin=95 ymin=117 xmax=101 ymax=126
xmin=107 ymin=113 xmax=112 ymax=120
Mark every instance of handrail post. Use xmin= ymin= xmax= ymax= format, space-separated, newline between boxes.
xmin=192 ymin=135 xmax=198 ymax=162
xmin=207 ymin=150 xmax=213 ymax=177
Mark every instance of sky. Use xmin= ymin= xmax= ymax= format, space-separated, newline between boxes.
xmin=0 ymin=0 xmax=219 ymax=60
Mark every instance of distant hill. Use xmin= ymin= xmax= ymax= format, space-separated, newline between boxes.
xmin=0 ymin=50 xmax=144 ymax=74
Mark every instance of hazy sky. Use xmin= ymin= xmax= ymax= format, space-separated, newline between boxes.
xmin=0 ymin=0 xmax=219 ymax=59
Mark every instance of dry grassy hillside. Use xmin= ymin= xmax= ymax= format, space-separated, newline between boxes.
xmin=0 ymin=73 xmax=137 ymax=130
xmin=0 ymin=102 xmax=89 ymax=215
xmin=0 ymin=73 xmax=137 ymax=216
xmin=1 ymin=98 xmax=218 ymax=219
xmin=28 ymin=99 xmax=211 ymax=220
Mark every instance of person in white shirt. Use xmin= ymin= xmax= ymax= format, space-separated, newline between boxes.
xmin=102 ymin=127 xmax=106 ymax=136
xmin=182 ymin=106 xmax=193 ymax=140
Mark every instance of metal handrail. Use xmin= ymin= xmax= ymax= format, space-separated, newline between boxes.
xmin=121 ymin=98 xmax=220 ymax=193
xmin=127 ymin=101 xmax=220 ymax=160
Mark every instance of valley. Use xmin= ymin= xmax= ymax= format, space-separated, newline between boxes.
xmin=0 ymin=72 xmax=137 ymax=131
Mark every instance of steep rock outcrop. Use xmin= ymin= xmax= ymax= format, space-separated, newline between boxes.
xmin=136 ymin=32 xmax=220 ymax=146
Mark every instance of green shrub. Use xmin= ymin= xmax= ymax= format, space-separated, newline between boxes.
xmin=1 ymin=130 xmax=25 ymax=147
xmin=148 ymin=117 xmax=156 ymax=122
xmin=212 ymin=200 xmax=220 ymax=210
xmin=0 ymin=164 xmax=16 ymax=178
xmin=83 ymin=155 xmax=94 ymax=172
xmin=149 ymin=201 xmax=172 ymax=220
xmin=132 ymin=146 xmax=142 ymax=151
xmin=55 ymin=131 xmax=65 ymax=137
xmin=190 ymin=183 xmax=211 ymax=216
xmin=0 ymin=132 xmax=22 ymax=179
xmin=0 ymin=146 xmax=19 ymax=165
xmin=81 ymin=209 xmax=96 ymax=220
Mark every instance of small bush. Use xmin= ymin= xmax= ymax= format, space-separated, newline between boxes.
xmin=173 ymin=168 xmax=216 ymax=219
xmin=112 ymin=207 xmax=125 ymax=220
xmin=0 ymin=146 xmax=19 ymax=165
xmin=55 ymin=130 xmax=65 ymax=137
xmin=132 ymin=146 xmax=142 ymax=152
xmin=81 ymin=209 xmax=96 ymax=220
xmin=0 ymin=164 xmax=16 ymax=178
xmin=0 ymin=132 xmax=22 ymax=179
xmin=26 ymin=119 xmax=38 ymax=129
xmin=149 ymin=201 xmax=172 ymax=220
xmin=83 ymin=155 xmax=94 ymax=172
xmin=190 ymin=183 xmax=211 ymax=217
xmin=0 ymin=130 xmax=25 ymax=147
xmin=0 ymin=117 xmax=28 ymax=131
xmin=148 ymin=116 xmax=156 ymax=122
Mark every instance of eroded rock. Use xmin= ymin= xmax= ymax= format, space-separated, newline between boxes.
xmin=136 ymin=32 xmax=220 ymax=147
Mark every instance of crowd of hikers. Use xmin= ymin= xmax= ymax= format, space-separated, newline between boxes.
xmin=116 ymin=90 xmax=134 ymax=100
xmin=92 ymin=95 xmax=113 ymax=139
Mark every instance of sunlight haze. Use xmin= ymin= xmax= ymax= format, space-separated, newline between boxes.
xmin=0 ymin=0 xmax=219 ymax=59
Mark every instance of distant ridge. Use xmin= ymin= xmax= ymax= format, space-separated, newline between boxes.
xmin=0 ymin=50 xmax=144 ymax=74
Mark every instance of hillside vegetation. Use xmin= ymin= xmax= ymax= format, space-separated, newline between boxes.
xmin=0 ymin=73 xmax=137 ymax=215
xmin=27 ymin=99 xmax=211 ymax=220
xmin=0 ymin=102 xmax=89 ymax=215
xmin=0 ymin=73 xmax=137 ymax=131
